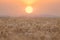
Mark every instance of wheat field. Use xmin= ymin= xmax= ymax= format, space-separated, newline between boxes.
xmin=0 ymin=17 xmax=60 ymax=40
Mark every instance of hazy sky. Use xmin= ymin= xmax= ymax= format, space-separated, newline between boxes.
xmin=0 ymin=0 xmax=60 ymax=17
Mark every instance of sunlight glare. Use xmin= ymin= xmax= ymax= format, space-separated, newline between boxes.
xmin=25 ymin=6 xmax=33 ymax=14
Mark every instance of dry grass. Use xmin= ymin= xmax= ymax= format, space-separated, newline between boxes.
xmin=0 ymin=17 xmax=60 ymax=40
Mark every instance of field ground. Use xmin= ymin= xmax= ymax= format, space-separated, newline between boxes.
xmin=0 ymin=17 xmax=60 ymax=40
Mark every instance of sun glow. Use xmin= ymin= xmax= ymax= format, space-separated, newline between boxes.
xmin=21 ymin=0 xmax=36 ymax=14
xmin=21 ymin=0 xmax=36 ymax=5
xmin=25 ymin=6 xmax=33 ymax=13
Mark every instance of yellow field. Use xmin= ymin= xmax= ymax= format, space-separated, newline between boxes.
xmin=0 ymin=17 xmax=60 ymax=40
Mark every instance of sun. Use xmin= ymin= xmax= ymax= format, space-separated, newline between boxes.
xmin=25 ymin=6 xmax=33 ymax=14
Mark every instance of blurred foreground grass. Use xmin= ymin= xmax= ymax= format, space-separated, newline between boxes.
xmin=0 ymin=17 xmax=60 ymax=40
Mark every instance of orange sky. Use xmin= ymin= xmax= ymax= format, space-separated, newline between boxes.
xmin=0 ymin=0 xmax=60 ymax=17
